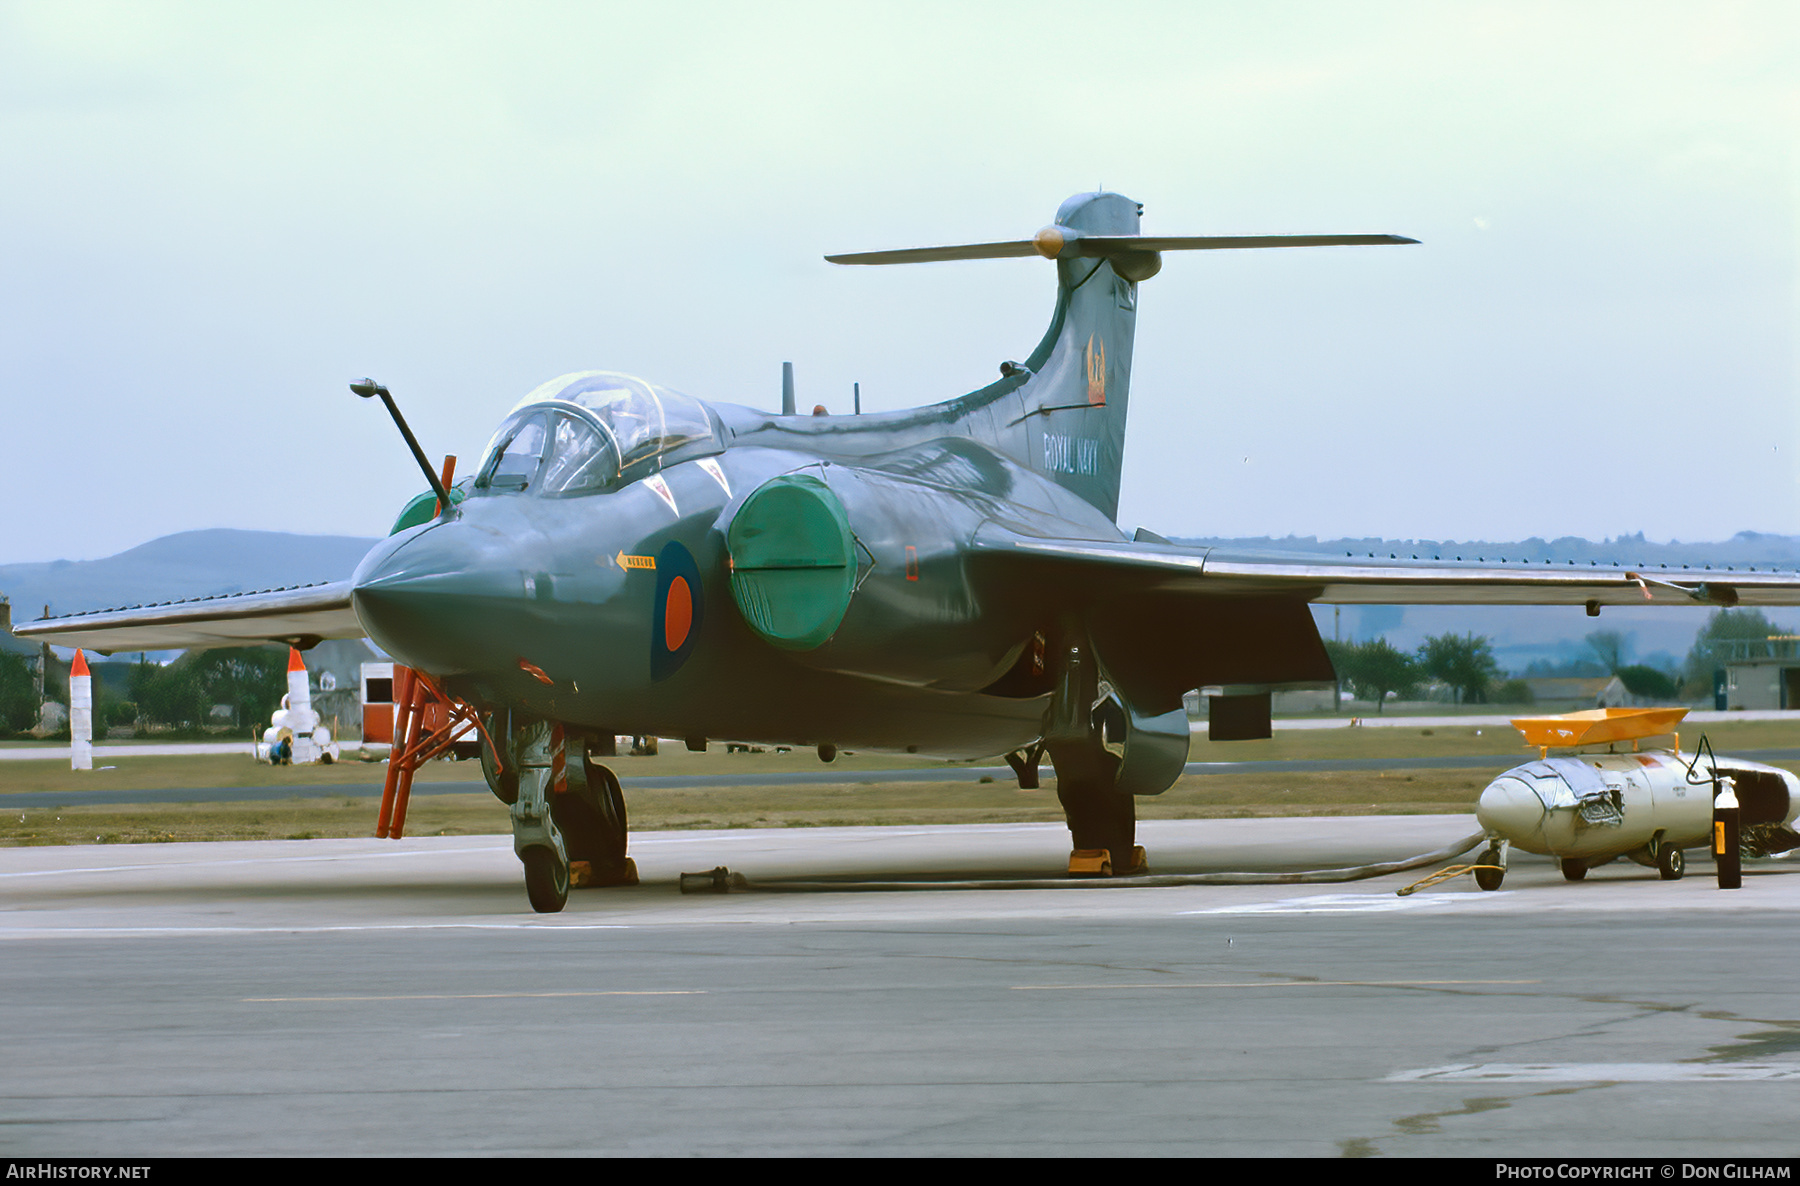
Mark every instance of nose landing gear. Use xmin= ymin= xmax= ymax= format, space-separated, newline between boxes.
xmin=501 ymin=722 xmax=639 ymax=913
xmin=509 ymin=720 xmax=571 ymax=913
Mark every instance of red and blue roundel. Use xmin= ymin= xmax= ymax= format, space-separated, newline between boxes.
xmin=651 ymin=540 xmax=702 ymax=682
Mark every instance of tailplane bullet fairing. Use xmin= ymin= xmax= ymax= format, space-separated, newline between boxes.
xmin=23 ymin=192 xmax=1800 ymax=911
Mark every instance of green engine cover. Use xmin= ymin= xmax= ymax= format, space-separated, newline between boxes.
xmin=727 ymin=474 xmax=855 ymax=651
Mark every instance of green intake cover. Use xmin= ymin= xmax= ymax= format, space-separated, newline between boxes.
xmin=728 ymin=474 xmax=854 ymax=651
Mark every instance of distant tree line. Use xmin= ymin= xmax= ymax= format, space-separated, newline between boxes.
xmin=1324 ymin=608 xmax=1786 ymax=712
xmin=0 ymin=651 xmax=38 ymax=734
xmin=126 ymin=647 xmax=290 ymax=732
xmin=1325 ymin=632 xmax=1501 ymax=712
xmin=0 ymin=645 xmax=295 ymax=738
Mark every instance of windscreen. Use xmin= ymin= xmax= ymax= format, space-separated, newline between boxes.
xmin=515 ymin=371 xmax=717 ymax=472
xmin=482 ymin=414 xmax=549 ymax=492
xmin=477 ymin=371 xmax=719 ymax=497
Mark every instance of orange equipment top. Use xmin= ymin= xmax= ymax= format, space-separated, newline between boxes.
xmin=287 ymin=646 xmax=306 ymax=674
xmin=70 ymin=649 xmax=89 ymax=677
xmin=1510 ymin=707 xmax=1689 ymax=750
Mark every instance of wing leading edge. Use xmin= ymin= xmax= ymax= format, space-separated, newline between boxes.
xmin=970 ymin=531 xmax=1800 ymax=609
xmin=11 ymin=581 xmax=362 ymax=654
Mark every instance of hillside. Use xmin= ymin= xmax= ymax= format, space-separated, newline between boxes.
xmin=0 ymin=530 xmax=379 ymax=623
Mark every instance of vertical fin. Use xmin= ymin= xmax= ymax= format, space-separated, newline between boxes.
xmin=1006 ymin=193 xmax=1143 ymax=522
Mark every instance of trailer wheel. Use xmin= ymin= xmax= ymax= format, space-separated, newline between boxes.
xmin=1473 ymin=849 xmax=1505 ymax=892
xmin=1658 ymin=845 xmax=1684 ymax=881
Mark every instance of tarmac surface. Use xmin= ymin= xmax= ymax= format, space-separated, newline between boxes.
xmin=2 ymin=816 xmax=1797 ymax=1157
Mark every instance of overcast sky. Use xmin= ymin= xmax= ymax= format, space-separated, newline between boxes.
xmin=2 ymin=0 xmax=1794 ymax=564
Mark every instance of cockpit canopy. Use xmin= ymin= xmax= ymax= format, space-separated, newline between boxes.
xmin=474 ymin=371 xmax=722 ymax=497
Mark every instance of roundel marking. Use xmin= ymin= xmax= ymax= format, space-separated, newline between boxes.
xmin=664 ymin=576 xmax=693 ymax=652
xmin=651 ymin=540 xmax=703 ymax=682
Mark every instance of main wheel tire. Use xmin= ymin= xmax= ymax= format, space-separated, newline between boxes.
xmin=523 ymin=847 xmax=569 ymax=913
xmin=1658 ymin=845 xmax=1684 ymax=880
xmin=574 ymin=755 xmax=628 ymax=864
xmin=1474 ymin=850 xmax=1505 ymax=892
xmin=1560 ymin=858 xmax=1588 ymax=882
xmin=594 ymin=763 xmax=627 ymax=851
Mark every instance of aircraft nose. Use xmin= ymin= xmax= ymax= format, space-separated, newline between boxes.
xmin=352 ymin=520 xmax=534 ymax=675
xmin=1476 ymin=773 xmax=1547 ymax=844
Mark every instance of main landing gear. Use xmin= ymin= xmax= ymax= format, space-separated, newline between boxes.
xmin=487 ymin=718 xmax=638 ymax=913
xmin=1041 ymin=633 xmax=1151 ymax=878
xmin=1057 ymin=777 xmax=1146 ymax=877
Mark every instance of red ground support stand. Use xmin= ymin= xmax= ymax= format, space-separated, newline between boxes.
xmin=375 ymin=667 xmax=494 ymax=839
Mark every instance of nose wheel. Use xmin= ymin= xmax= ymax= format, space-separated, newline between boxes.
xmin=523 ymin=846 xmax=570 ymax=913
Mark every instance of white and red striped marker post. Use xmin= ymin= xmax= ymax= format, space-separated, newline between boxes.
xmin=69 ymin=649 xmax=92 ymax=771
xmin=286 ymin=647 xmax=313 ymax=728
xmin=284 ymin=647 xmax=321 ymax=762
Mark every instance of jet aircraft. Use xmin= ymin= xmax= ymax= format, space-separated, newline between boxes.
xmin=25 ymin=191 xmax=1800 ymax=911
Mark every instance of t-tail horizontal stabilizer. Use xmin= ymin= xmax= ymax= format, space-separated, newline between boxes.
xmin=826 ymin=225 xmax=1417 ymax=267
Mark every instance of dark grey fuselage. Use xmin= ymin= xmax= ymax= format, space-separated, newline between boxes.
xmin=352 ymin=419 xmax=1124 ymax=759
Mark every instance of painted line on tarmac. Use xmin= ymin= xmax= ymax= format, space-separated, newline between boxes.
xmin=242 ymin=989 xmax=702 ymax=1002
xmin=1388 ymin=1062 xmax=1800 ymax=1082
xmin=0 ymin=843 xmax=510 ymax=878
xmin=1013 ymin=979 xmax=1538 ymax=992
xmin=1181 ymin=891 xmax=1511 ymax=914
xmin=0 ymin=922 xmax=630 ymax=938
xmin=628 ymin=822 xmax=1057 ymax=844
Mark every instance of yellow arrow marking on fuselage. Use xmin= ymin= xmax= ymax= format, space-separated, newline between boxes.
xmin=616 ymin=552 xmax=656 ymax=570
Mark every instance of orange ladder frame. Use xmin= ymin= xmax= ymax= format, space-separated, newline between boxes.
xmin=375 ymin=666 xmax=498 ymax=839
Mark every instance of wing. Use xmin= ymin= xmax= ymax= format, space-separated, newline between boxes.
xmin=10 ymin=581 xmax=362 ymax=654
xmin=971 ymin=532 xmax=1800 ymax=609
xmin=967 ymin=531 xmax=1800 ymax=713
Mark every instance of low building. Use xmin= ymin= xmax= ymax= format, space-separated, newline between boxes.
xmin=1721 ymin=659 xmax=1800 ymax=711
xmin=1713 ymin=636 xmax=1800 ymax=711
xmin=1521 ymin=676 xmax=1628 ymax=709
